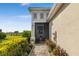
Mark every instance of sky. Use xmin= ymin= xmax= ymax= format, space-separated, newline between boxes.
xmin=0 ymin=3 xmax=53 ymax=32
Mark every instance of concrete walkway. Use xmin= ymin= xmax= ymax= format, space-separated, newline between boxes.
xmin=31 ymin=44 xmax=50 ymax=56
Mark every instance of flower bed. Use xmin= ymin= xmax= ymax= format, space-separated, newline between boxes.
xmin=46 ymin=39 xmax=68 ymax=56
xmin=0 ymin=36 xmax=32 ymax=56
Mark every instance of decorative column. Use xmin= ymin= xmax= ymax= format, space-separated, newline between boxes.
xmin=30 ymin=22 xmax=35 ymax=44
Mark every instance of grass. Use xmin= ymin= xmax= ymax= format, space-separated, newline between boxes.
xmin=0 ymin=35 xmax=32 ymax=56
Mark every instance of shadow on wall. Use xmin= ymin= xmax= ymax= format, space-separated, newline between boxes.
xmin=50 ymin=3 xmax=70 ymax=21
xmin=46 ymin=31 xmax=69 ymax=56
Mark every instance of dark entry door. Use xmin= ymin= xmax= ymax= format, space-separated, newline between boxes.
xmin=35 ymin=23 xmax=44 ymax=43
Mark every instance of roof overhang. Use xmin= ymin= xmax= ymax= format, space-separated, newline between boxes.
xmin=47 ymin=3 xmax=63 ymax=22
xmin=28 ymin=7 xmax=50 ymax=13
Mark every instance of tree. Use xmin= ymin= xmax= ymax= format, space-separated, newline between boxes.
xmin=0 ymin=29 xmax=2 ymax=32
xmin=0 ymin=32 xmax=6 ymax=39
xmin=22 ymin=31 xmax=31 ymax=38
xmin=22 ymin=31 xmax=31 ymax=43
xmin=14 ymin=31 xmax=19 ymax=35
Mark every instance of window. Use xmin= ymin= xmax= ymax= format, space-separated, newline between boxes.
xmin=37 ymin=26 xmax=43 ymax=30
xmin=46 ymin=13 xmax=48 ymax=17
xmin=33 ymin=13 xmax=37 ymax=19
xmin=40 ymin=13 xmax=44 ymax=19
xmin=37 ymin=26 xmax=44 ymax=34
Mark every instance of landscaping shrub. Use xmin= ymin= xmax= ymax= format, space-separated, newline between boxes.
xmin=22 ymin=31 xmax=31 ymax=38
xmin=0 ymin=36 xmax=32 ymax=56
xmin=46 ymin=39 xmax=56 ymax=50
xmin=46 ymin=39 xmax=68 ymax=56
xmin=22 ymin=31 xmax=31 ymax=43
xmin=53 ymin=46 xmax=61 ymax=56
xmin=53 ymin=46 xmax=68 ymax=56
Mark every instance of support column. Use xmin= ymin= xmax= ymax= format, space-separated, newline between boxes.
xmin=31 ymin=22 xmax=35 ymax=43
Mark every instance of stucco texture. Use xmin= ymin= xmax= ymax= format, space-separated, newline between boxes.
xmin=51 ymin=3 xmax=79 ymax=56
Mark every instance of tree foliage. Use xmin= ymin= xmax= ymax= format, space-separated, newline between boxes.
xmin=14 ymin=31 xmax=19 ymax=33
xmin=0 ymin=32 xmax=6 ymax=39
xmin=22 ymin=31 xmax=31 ymax=38
xmin=14 ymin=31 xmax=19 ymax=36
xmin=0 ymin=29 xmax=2 ymax=32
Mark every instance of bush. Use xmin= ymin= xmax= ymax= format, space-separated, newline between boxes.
xmin=53 ymin=46 xmax=68 ymax=56
xmin=53 ymin=46 xmax=60 ymax=56
xmin=0 ymin=32 xmax=6 ymax=39
xmin=0 ymin=36 xmax=32 ymax=56
xmin=22 ymin=31 xmax=31 ymax=38
xmin=46 ymin=39 xmax=56 ymax=50
xmin=46 ymin=39 xmax=68 ymax=56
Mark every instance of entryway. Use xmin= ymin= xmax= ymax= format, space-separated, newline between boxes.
xmin=35 ymin=23 xmax=49 ymax=43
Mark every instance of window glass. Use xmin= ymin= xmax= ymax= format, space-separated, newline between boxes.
xmin=37 ymin=26 xmax=43 ymax=30
xmin=40 ymin=13 xmax=44 ymax=19
xmin=33 ymin=13 xmax=37 ymax=19
xmin=47 ymin=13 xmax=48 ymax=17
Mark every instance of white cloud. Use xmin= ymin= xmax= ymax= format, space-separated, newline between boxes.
xmin=16 ymin=15 xmax=31 ymax=19
xmin=21 ymin=3 xmax=30 ymax=6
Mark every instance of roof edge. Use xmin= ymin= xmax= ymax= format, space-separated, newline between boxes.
xmin=28 ymin=7 xmax=50 ymax=12
xmin=47 ymin=3 xmax=63 ymax=22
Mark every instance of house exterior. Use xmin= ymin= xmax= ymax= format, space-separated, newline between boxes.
xmin=48 ymin=3 xmax=79 ymax=56
xmin=29 ymin=7 xmax=50 ymax=43
xmin=29 ymin=3 xmax=79 ymax=55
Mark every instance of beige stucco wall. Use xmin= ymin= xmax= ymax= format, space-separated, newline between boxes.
xmin=49 ymin=3 xmax=79 ymax=56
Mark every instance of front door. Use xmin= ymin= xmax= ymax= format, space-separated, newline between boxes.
xmin=35 ymin=23 xmax=44 ymax=43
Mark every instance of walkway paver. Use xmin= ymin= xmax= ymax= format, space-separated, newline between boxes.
xmin=31 ymin=44 xmax=50 ymax=56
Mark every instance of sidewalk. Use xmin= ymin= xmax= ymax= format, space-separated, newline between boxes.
xmin=31 ymin=44 xmax=50 ymax=56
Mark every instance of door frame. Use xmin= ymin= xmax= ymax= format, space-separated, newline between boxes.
xmin=35 ymin=22 xmax=49 ymax=43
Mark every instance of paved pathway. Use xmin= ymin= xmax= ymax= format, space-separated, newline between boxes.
xmin=31 ymin=44 xmax=50 ymax=56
